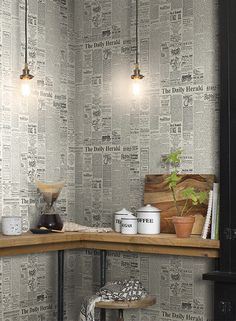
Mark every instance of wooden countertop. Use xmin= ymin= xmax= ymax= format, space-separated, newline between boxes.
xmin=0 ymin=232 xmax=220 ymax=258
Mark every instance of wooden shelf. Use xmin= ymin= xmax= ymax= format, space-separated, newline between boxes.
xmin=0 ymin=232 xmax=219 ymax=258
xmin=95 ymin=295 xmax=156 ymax=309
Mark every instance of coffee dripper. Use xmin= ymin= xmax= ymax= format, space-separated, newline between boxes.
xmin=35 ymin=180 xmax=64 ymax=230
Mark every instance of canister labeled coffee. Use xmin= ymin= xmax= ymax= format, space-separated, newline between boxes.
xmin=137 ymin=204 xmax=161 ymax=234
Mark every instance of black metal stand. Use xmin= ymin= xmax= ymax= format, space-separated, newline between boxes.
xmin=203 ymin=1 xmax=236 ymax=320
xmin=118 ymin=309 xmax=124 ymax=321
xmin=58 ymin=250 xmax=64 ymax=321
xmin=100 ymin=250 xmax=107 ymax=321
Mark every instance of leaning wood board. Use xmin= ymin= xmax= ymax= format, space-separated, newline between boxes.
xmin=144 ymin=174 xmax=215 ymax=233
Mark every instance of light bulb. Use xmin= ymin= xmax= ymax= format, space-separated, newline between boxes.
xmin=21 ymin=79 xmax=31 ymax=97
xmin=132 ymin=79 xmax=141 ymax=96
xmin=131 ymin=64 xmax=144 ymax=97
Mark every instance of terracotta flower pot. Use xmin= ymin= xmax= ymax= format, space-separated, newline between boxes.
xmin=172 ymin=216 xmax=195 ymax=238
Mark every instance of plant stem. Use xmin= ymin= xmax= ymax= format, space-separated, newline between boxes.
xmin=183 ymin=206 xmax=193 ymax=216
xmin=171 ymin=186 xmax=181 ymax=216
xmin=181 ymin=198 xmax=189 ymax=216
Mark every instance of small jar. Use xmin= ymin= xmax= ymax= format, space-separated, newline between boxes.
xmin=2 ymin=216 xmax=22 ymax=236
xmin=114 ymin=208 xmax=134 ymax=232
xmin=121 ymin=217 xmax=137 ymax=235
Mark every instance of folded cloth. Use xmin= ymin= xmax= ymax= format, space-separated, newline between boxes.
xmin=79 ymin=295 xmax=102 ymax=321
xmin=79 ymin=280 xmax=147 ymax=321
xmin=62 ymin=222 xmax=113 ymax=233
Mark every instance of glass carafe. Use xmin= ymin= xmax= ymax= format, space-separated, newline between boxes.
xmin=36 ymin=180 xmax=64 ymax=230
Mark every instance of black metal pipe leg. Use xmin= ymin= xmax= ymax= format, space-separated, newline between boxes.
xmin=58 ymin=250 xmax=64 ymax=321
xmin=118 ymin=309 xmax=124 ymax=321
xmin=100 ymin=250 xmax=107 ymax=321
xmin=100 ymin=250 xmax=107 ymax=287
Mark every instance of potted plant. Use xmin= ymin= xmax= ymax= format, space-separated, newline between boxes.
xmin=163 ymin=150 xmax=208 ymax=238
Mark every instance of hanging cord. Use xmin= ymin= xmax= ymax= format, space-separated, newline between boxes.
xmin=135 ymin=0 xmax=139 ymax=65
xmin=25 ymin=0 xmax=28 ymax=64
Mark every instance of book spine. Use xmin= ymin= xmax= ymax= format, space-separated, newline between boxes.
xmin=211 ymin=183 xmax=219 ymax=240
xmin=215 ymin=191 xmax=220 ymax=240
xmin=201 ymin=190 xmax=213 ymax=239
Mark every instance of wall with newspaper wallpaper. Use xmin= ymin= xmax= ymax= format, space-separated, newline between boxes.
xmin=0 ymin=0 xmax=76 ymax=320
xmin=74 ymin=0 xmax=219 ymax=321
xmin=0 ymin=0 xmax=218 ymax=320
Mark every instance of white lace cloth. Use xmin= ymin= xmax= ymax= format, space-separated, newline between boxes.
xmin=79 ymin=280 xmax=147 ymax=321
xmin=62 ymin=222 xmax=113 ymax=233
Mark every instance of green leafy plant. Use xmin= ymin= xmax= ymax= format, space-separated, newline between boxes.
xmin=163 ymin=150 xmax=208 ymax=217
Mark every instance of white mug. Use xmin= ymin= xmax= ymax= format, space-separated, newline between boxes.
xmin=2 ymin=216 xmax=22 ymax=235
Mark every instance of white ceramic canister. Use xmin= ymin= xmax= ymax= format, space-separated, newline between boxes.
xmin=114 ymin=208 xmax=134 ymax=232
xmin=121 ymin=217 xmax=137 ymax=235
xmin=2 ymin=216 xmax=22 ymax=236
xmin=137 ymin=204 xmax=161 ymax=234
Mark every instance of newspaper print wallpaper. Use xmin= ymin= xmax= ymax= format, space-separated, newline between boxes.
xmin=0 ymin=0 xmax=76 ymax=320
xmin=74 ymin=0 xmax=219 ymax=321
xmin=0 ymin=0 xmax=219 ymax=320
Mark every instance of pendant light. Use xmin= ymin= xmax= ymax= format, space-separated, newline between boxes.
xmin=20 ymin=0 xmax=34 ymax=97
xmin=131 ymin=0 xmax=144 ymax=96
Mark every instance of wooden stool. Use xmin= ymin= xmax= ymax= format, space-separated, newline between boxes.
xmin=95 ymin=295 xmax=156 ymax=321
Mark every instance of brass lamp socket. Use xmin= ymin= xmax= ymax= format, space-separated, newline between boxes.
xmin=20 ymin=64 xmax=34 ymax=80
xmin=131 ymin=65 xmax=144 ymax=80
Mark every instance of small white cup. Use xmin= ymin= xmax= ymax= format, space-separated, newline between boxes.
xmin=2 ymin=216 xmax=22 ymax=235
xmin=121 ymin=217 xmax=137 ymax=235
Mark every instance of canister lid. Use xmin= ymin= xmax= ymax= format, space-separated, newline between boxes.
xmin=137 ymin=204 xmax=161 ymax=212
xmin=114 ymin=208 xmax=133 ymax=215
xmin=121 ymin=217 xmax=137 ymax=220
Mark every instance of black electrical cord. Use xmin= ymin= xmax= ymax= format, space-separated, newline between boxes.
xmin=20 ymin=0 xmax=33 ymax=82
xmin=131 ymin=0 xmax=144 ymax=80
xmin=25 ymin=0 xmax=28 ymax=64
xmin=135 ymin=0 xmax=138 ymax=65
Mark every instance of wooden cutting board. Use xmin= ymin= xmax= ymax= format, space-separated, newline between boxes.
xmin=144 ymin=174 xmax=215 ymax=233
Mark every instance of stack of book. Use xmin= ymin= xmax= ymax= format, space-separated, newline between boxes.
xmin=201 ymin=183 xmax=220 ymax=240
